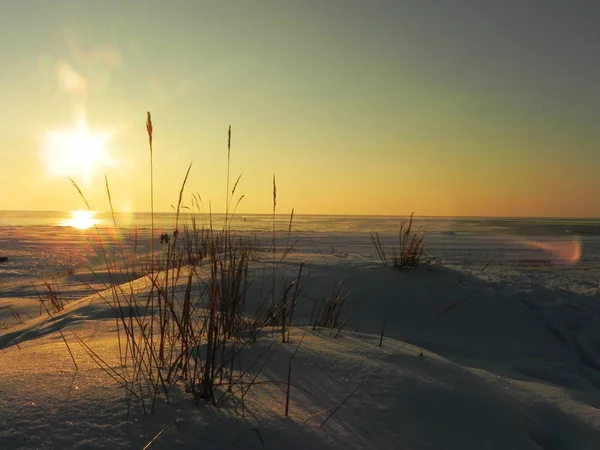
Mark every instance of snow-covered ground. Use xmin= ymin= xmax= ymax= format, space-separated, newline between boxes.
xmin=1 ymin=221 xmax=600 ymax=449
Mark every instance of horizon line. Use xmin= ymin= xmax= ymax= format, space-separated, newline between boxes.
xmin=1 ymin=209 xmax=599 ymax=221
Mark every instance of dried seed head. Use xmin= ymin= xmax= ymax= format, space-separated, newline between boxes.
xmin=146 ymin=112 xmax=153 ymax=136
xmin=272 ymin=174 xmax=277 ymax=212
xmin=227 ymin=125 xmax=231 ymax=152
xmin=146 ymin=112 xmax=153 ymax=150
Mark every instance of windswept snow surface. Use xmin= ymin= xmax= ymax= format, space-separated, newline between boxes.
xmin=1 ymin=218 xmax=600 ymax=449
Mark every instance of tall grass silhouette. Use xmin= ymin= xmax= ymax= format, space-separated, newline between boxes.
xmin=65 ymin=114 xmax=311 ymax=416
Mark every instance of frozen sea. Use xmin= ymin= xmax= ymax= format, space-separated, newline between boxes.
xmin=2 ymin=210 xmax=600 ymax=449
xmin=0 ymin=210 xmax=599 ymax=295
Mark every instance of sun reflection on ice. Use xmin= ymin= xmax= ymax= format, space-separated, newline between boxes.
xmin=60 ymin=210 xmax=100 ymax=229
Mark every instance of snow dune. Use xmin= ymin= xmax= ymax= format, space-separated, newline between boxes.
xmin=2 ymin=253 xmax=600 ymax=449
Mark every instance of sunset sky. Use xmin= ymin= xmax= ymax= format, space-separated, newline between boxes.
xmin=1 ymin=1 xmax=598 ymax=217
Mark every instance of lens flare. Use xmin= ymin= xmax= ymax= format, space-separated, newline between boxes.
xmin=523 ymin=236 xmax=582 ymax=265
xmin=500 ymin=234 xmax=582 ymax=265
xmin=60 ymin=210 xmax=100 ymax=229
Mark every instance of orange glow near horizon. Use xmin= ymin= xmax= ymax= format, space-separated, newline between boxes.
xmin=0 ymin=4 xmax=599 ymax=217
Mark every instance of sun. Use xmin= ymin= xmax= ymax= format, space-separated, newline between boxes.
xmin=43 ymin=117 xmax=113 ymax=184
xmin=60 ymin=210 xmax=100 ymax=229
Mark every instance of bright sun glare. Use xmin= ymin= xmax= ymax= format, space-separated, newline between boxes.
xmin=61 ymin=210 xmax=99 ymax=229
xmin=43 ymin=117 xmax=112 ymax=184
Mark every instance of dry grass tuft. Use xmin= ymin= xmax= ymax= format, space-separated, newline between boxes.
xmin=62 ymin=115 xmax=310 ymax=419
xmin=371 ymin=213 xmax=435 ymax=269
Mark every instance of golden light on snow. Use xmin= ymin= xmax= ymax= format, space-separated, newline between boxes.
xmin=42 ymin=117 xmax=112 ymax=184
xmin=61 ymin=210 xmax=99 ymax=229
